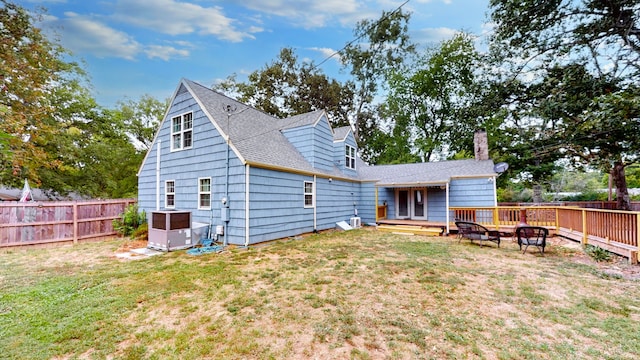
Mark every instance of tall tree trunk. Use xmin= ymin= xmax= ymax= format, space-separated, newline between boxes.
xmin=612 ymin=161 xmax=631 ymax=211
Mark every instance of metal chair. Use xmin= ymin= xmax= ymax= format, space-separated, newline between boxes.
xmin=516 ymin=226 xmax=548 ymax=254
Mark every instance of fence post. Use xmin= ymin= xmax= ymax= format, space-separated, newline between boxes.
xmin=73 ymin=202 xmax=78 ymax=244
xmin=636 ymin=212 xmax=640 ymax=261
xmin=581 ymin=209 xmax=588 ymax=246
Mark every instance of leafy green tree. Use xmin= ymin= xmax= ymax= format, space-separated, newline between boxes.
xmin=0 ymin=0 xmax=82 ymax=188
xmin=340 ymin=8 xmax=416 ymax=146
xmin=489 ymin=0 xmax=640 ymax=209
xmin=0 ymin=1 xmax=144 ymax=198
xmin=489 ymin=0 xmax=640 ymax=73
xmin=214 ymin=48 xmax=354 ymax=128
xmin=381 ymin=33 xmax=481 ymax=162
xmin=114 ymin=94 xmax=168 ymax=150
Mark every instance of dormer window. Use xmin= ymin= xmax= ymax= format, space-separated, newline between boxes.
xmin=345 ymin=144 xmax=356 ymax=170
xmin=171 ymin=112 xmax=193 ymax=151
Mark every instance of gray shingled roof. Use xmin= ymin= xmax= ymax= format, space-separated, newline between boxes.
xmin=184 ymin=79 xmax=356 ymax=179
xmin=182 ymin=79 xmax=496 ymax=184
xmin=357 ymin=159 xmax=496 ymax=186
xmin=333 ymin=126 xmax=351 ymax=141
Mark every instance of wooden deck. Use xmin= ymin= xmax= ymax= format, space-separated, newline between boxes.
xmin=376 ymin=219 xmax=556 ymax=237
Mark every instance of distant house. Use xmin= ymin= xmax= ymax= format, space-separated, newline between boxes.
xmin=0 ymin=186 xmax=84 ymax=202
xmin=137 ymin=79 xmax=498 ymax=246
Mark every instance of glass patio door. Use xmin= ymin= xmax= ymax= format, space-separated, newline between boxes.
xmin=396 ymin=188 xmax=427 ymax=220
xmin=397 ymin=190 xmax=409 ymax=218
xmin=412 ymin=188 xmax=426 ymax=220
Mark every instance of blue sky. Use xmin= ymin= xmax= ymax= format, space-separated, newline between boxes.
xmin=27 ymin=0 xmax=492 ymax=108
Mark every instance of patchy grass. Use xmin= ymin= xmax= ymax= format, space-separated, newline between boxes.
xmin=0 ymin=229 xmax=639 ymax=359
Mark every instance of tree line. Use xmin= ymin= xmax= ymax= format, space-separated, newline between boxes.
xmin=2 ymin=0 xmax=639 ymax=209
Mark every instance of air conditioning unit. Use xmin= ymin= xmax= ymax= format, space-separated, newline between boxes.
xmin=148 ymin=211 xmax=192 ymax=251
xmin=350 ymin=217 xmax=361 ymax=228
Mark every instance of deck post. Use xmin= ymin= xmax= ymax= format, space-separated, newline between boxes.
xmin=582 ymin=209 xmax=588 ymax=246
xmin=445 ymin=183 xmax=450 ymax=234
xmin=493 ymin=207 xmax=499 ymax=230
xmin=636 ymin=212 xmax=640 ymax=264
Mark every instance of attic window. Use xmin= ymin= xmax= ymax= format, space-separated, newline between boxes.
xmin=345 ymin=145 xmax=356 ymax=170
xmin=171 ymin=112 xmax=193 ymax=151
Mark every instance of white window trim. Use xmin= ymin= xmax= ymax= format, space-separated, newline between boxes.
xmin=304 ymin=181 xmax=315 ymax=208
xmin=171 ymin=112 xmax=193 ymax=151
xmin=198 ymin=177 xmax=212 ymax=210
xmin=165 ymin=180 xmax=175 ymax=209
xmin=345 ymin=144 xmax=356 ymax=170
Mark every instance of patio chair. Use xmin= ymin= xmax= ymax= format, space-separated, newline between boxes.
xmin=516 ymin=226 xmax=548 ymax=254
xmin=455 ymin=221 xmax=501 ymax=247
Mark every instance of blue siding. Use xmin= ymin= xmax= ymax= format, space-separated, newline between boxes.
xmin=247 ymin=168 xmax=376 ymax=244
xmin=315 ymin=178 xmax=359 ymax=229
xmin=376 ymin=188 xmax=395 ymax=220
xmin=449 ymin=178 xmax=495 ymax=207
xmin=282 ymin=126 xmax=314 ymax=165
xmin=312 ymin=116 xmax=336 ymax=171
xmin=281 ymin=115 xmax=335 ymax=171
xmin=357 ymin=182 xmax=376 ymax=224
xmin=248 ymin=168 xmax=315 ymax=244
xmin=375 ymin=181 xmax=494 ymax=222
xmin=137 ymin=89 xmax=248 ymax=245
xmin=333 ymin=131 xmax=358 ymax=176
xmin=426 ymin=188 xmax=446 ymax=222
xmin=139 ymin=82 xmax=498 ymax=247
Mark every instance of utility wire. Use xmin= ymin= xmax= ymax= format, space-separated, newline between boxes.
xmin=310 ymin=0 xmax=411 ymax=71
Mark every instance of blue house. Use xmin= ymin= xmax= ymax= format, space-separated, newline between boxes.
xmin=137 ymin=79 xmax=498 ymax=246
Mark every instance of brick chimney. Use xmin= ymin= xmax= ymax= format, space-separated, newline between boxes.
xmin=474 ymin=129 xmax=489 ymax=161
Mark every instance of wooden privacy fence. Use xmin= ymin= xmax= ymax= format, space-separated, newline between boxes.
xmin=451 ymin=206 xmax=639 ymax=264
xmin=0 ymin=199 xmax=136 ymax=248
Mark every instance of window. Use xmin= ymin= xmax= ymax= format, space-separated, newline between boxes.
xmin=199 ymin=178 xmax=211 ymax=209
xmin=345 ymin=144 xmax=356 ymax=170
xmin=304 ymin=181 xmax=315 ymax=208
xmin=166 ymin=180 xmax=175 ymax=208
xmin=171 ymin=112 xmax=193 ymax=150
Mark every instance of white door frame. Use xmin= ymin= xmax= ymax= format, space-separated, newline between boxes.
xmin=395 ymin=188 xmax=427 ymax=220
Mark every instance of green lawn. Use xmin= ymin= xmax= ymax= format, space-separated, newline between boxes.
xmin=0 ymin=229 xmax=638 ymax=359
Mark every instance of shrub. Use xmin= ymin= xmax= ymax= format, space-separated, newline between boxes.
xmin=131 ymin=222 xmax=148 ymax=241
xmin=113 ymin=204 xmax=147 ymax=237
xmin=585 ymin=245 xmax=611 ymax=262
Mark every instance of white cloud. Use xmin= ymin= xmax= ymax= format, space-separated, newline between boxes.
xmin=308 ymin=47 xmax=342 ymax=64
xmin=413 ymin=27 xmax=460 ymax=45
xmin=111 ymin=0 xmax=256 ymax=42
xmin=45 ymin=12 xmax=141 ymax=60
xmin=144 ymin=45 xmax=190 ymax=61
xmin=41 ymin=13 xmax=195 ymax=61
xmin=239 ymin=0 xmax=365 ymax=28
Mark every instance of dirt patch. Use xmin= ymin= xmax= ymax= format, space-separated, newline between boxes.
xmin=551 ymin=236 xmax=640 ymax=280
xmin=116 ymin=239 xmax=149 ymax=253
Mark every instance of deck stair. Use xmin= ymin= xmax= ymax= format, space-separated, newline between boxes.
xmin=377 ymin=224 xmax=443 ymax=236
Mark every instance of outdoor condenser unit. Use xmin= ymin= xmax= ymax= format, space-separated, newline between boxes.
xmin=148 ymin=211 xmax=193 ymax=251
xmin=350 ymin=217 xmax=361 ymax=229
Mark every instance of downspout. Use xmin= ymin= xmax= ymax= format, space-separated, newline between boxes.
xmin=223 ymin=132 xmax=230 ymax=246
xmin=245 ymin=164 xmax=250 ymax=247
xmin=445 ymin=182 xmax=450 ymax=234
xmin=156 ymin=139 xmax=161 ymax=210
xmin=313 ymin=175 xmax=317 ymax=231
xmin=492 ymin=176 xmax=498 ymax=207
